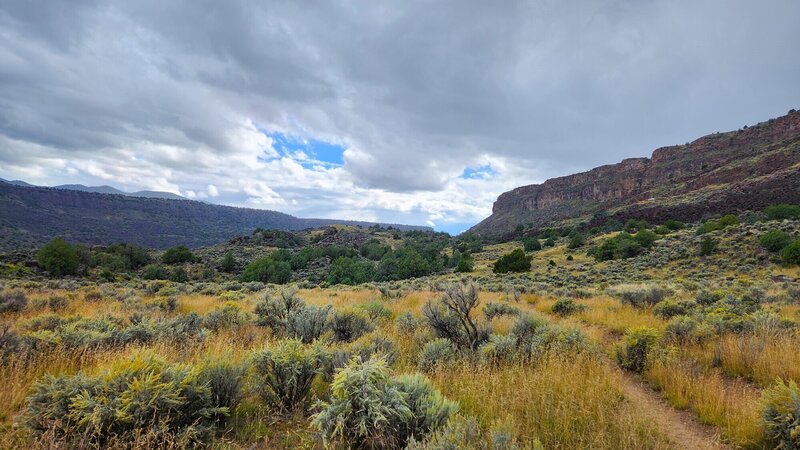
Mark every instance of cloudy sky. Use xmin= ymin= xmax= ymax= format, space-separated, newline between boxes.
xmin=1 ymin=0 xmax=798 ymax=234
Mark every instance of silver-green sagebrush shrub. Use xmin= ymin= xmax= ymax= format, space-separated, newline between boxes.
xmin=652 ymin=299 xmax=697 ymax=319
xmin=255 ymin=289 xmax=331 ymax=343
xmin=0 ymin=289 xmax=27 ymax=313
xmin=418 ymin=338 xmax=458 ymax=372
xmin=26 ymin=352 xmax=233 ymax=445
xmin=313 ymin=356 xmax=457 ymax=449
xmin=480 ymin=333 xmax=518 ymax=364
xmin=762 ymin=379 xmax=800 ymax=449
xmin=609 ymin=284 xmax=672 ymax=308
xmin=423 ymin=283 xmax=490 ymax=350
xmin=395 ymin=311 xmax=419 ymax=334
xmin=483 ymin=301 xmax=520 ymax=320
xmin=251 ymin=338 xmax=332 ymax=413
xmin=204 ymin=302 xmax=250 ymax=331
xmin=550 ymin=297 xmax=587 ymax=316
xmin=329 ymin=309 xmax=374 ymax=343
xmin=406 ymin=415 xmax=537 ymax=450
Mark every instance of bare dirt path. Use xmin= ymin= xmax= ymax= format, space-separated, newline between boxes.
xmin=620 ymin=373 xmax=732 ymax=450
xmin=528 ymin=304 xmax=736 ymax=449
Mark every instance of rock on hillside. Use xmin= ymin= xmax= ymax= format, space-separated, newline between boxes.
xmin=470 ymin=110 xmax=800 ymax=238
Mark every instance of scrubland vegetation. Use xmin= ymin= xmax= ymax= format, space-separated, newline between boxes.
xmin=2 ymin=205 xmax=800 ymax=448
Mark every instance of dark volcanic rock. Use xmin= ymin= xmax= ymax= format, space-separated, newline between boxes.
xmin=470 ymin=110 xmax=800 ymax=237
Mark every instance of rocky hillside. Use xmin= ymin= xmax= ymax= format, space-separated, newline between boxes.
xmin=0 ymin=182 xmax=428 ymax=251
xmin=470 ymin=110 xmax=800 ymax=238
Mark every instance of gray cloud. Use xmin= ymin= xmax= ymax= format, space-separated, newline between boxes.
xmin=0 ymin=0 xmax=798 ymax=231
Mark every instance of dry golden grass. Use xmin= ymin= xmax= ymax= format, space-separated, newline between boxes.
xmin=428 ymin=354 xmax=673 ymax=449
xmin=645 ymin=357 xmax=764 ymax=449
xmin=686 ymin=331 xmax=800 ymax=386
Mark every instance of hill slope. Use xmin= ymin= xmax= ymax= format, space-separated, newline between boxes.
xmin=470 ymin=110 xmax=800 ymax=238
xmin=0 ymin=182 xmax=428 ymax=251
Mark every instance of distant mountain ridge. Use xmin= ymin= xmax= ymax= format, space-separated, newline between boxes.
xmin=0 ymin=179 xmax=185 ymax=200
xmin=470 ymin=109 xmax=800 ymax=238
xmin=0 ymin=181 xmax=430 ymax=251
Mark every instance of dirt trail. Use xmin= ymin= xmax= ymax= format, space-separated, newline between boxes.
xmin=620 ymin=373 xmax=732 ymax=450
xmin=529 ymin=305 xmax=735 ymax=449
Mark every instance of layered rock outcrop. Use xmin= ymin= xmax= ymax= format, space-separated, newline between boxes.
xmin=470 ymin=110 xmax=800 ymax=237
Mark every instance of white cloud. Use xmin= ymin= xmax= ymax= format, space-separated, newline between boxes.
xmin=0 ymin=0 xmax=798 ymax=232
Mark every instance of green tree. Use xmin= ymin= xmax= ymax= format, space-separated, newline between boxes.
xmin=327 ymin=257 xmax=376 ymax=285
xmin=161 ymin=245 xmax=197 ymax=264
xmin=492 ymin=249 xmax=532 ymax=273
xmin=523 ymin=237 xmax=541 ymax=252
xmin=221 ymin=253 xmax=237 ymax=272
xmin=760 ymin=230 xmax=792 ymax=252
xmin=699 ymin=237 xmax=717 ymax=256
xmin=37 ymin=237 xmax=79 ymax=276
xmin=455 ymin=255 xmax=474 ymax=273
xmin=782 ymin=241 xmax=800 ymax=266
xmin=240 ymin=256 xmax=292 ymax=284
xmin=765 ymin=204 xmax=800 ymax=221
xmin=567 ymin=232 xmax=586 ymax=249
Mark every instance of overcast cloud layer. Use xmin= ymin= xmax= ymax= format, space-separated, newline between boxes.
xmin=1 ymin=0 xmax=799 ymax=233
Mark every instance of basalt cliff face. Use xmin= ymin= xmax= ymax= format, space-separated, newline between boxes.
xmin=470 ymin=110 xmax=800 ymax=238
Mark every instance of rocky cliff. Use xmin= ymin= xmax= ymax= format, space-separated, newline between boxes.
xmin=470 ymin=109 xmax=800 ymax=238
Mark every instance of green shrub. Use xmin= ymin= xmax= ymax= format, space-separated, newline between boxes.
xmin=760 ymin=230 xmax=793 ymax=252
xmin=161 ymin=245 xmax=197 ymax=264
xmin=588 ymin=233 xmax=645 ymax=261
xmin=329 ymin=309 xmax=373 ymax=343
xmin=483 ymin=302 xmax=520 ymax=320
xmin=718 ymin=214 xmax=740 ymax=227
xmin=662 ymin=219 xmax=684 ymax=230
xmin=251 ymin=339 xmax=331 ymax=412
xmin=762 ymin=379 xmax=800 ymax=448
xmin=418 ymin=338 xmax=458 ymax=372
xmin=313 ymin=356 xmax=456 ymax=448
xmin=616 ymin=327 xmax=659 ymax=373
xmin=633 ymin=229 xmax=658 ymax=248
xmin=551 ymin=298 xmax=586 ymax=316
xmin=26 ymin=352 xmax=230 ymax=444
xmin=336 ymin=335 xmax=399 ymax=368
xmin=653 ymin=299 xmax=697 ymax=319
xmin=765 ymin=204 xmax=800 ymax=221
xmin=782 ymin=241 xmax=800 ymax=266
xmin=523 ymin=237 xmax=541 ymax=252
xmin=492 ymin=249 xmax=531 ymax=274
xmin=37 ymin=238 xmax=79 ymax=276
xmin=0 ymin=290 xmax=27 ymax=313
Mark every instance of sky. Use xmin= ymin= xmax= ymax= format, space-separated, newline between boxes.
xmin=0 ymin=1 xmax=799 ymax=235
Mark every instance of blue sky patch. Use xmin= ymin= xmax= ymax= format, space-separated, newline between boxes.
xmin=265 ymin=131 xmax=345 ymax=167
xmin=461 ymin=164 xmax=496 ymax=180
